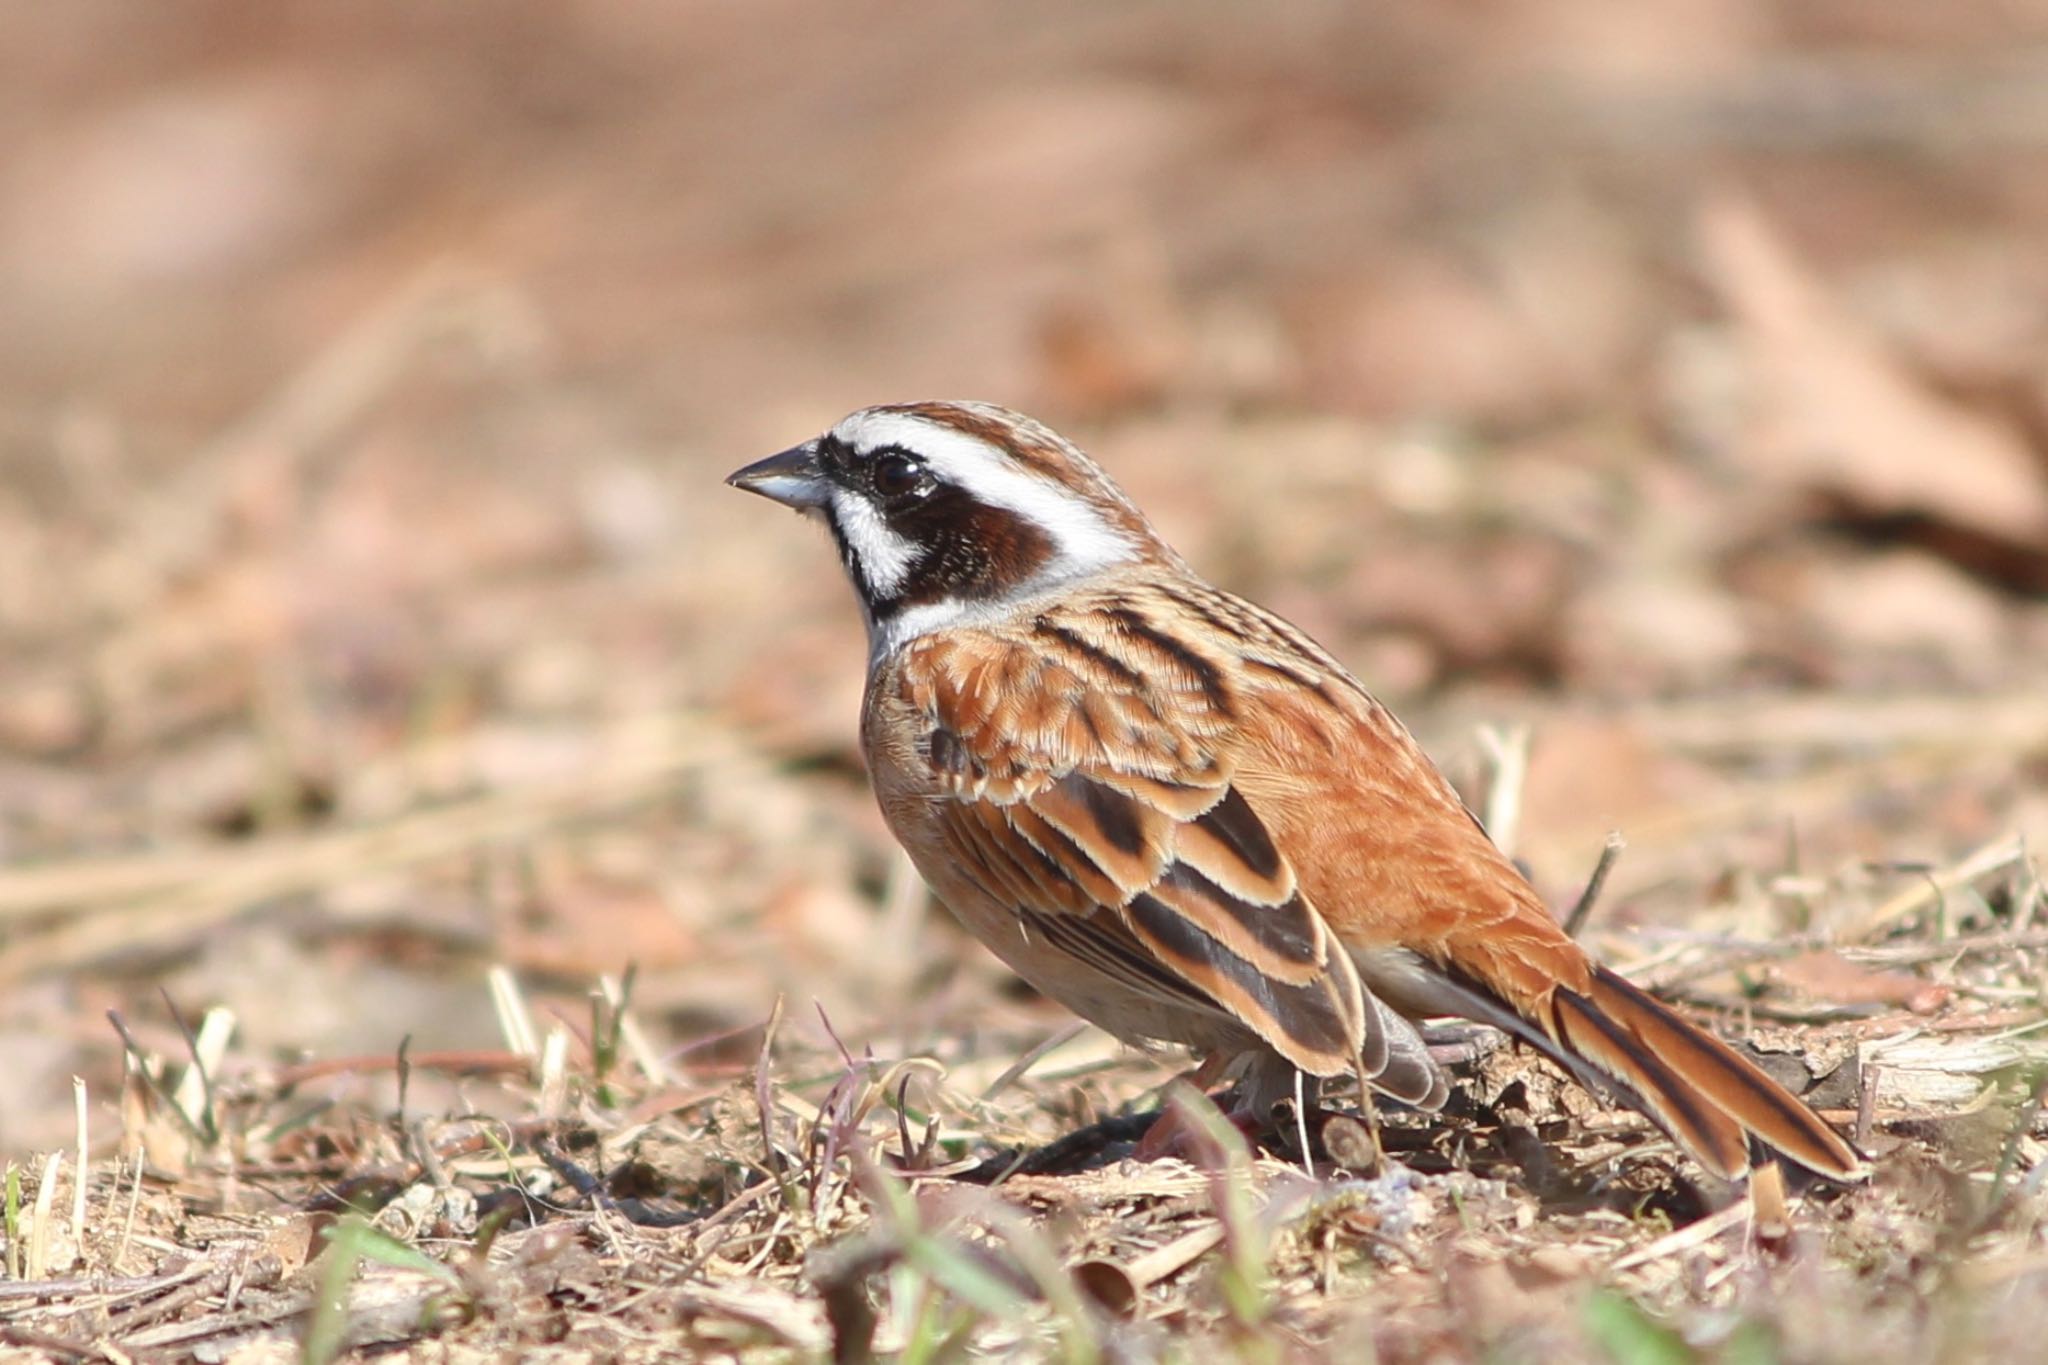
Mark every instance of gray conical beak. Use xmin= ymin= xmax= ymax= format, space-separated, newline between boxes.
xmin=726 ymin=441 xmax=830 ymax=510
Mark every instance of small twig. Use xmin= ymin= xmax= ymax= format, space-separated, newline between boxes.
xmin=1609 ymin=1199 xmax=1750 ymax=1272
xmin=1660 ymin=991 xmax=1891 ymax=1024
xmin=70 ymin=1079 xmax=89 ymax=1245
xmin=1855 ymin=1063 xmax=1881 ymax=1151
xmin=1073 ymin=1222 xmax=1228 ymax=1317
xmin=487 ymin=966 xmax=539 ymax=1062
xmin=1850 ymin=833 xmax=2025 ymax=941
xmin=979 ymin=1020 xmax=1091 ymax=1100
xmin=755 ymin=997 xmax=790 ymax=1196
xmin=394 ymin=1034 xmax=412 ymax=1120
xmin=116 ymin=1283 xmax=307 ymax=1351
xmin=115 ymin=1154 xmax=144 ymax=1274
xmin=1563 ymin=832 xmax=1626 ymax=937
xmin=1292 ymin=1069 xmax=1314 ymax=1179
xmin=272 ymin=1048 xmax=531 ymax=1088
xmin=1849 ymin=929 xmax=2048 ymax=967
xmin=1476 ymin=723 xmax=1531 ymax=861
xmin=0 ymin=1265 xmax=207 ymax=1304
xmin=1636 ymin=925 xmax=2048 ymax=1000
xmin=101 ymin=1265 xmax=238 ymax=1338
xmin=0 ymin=1324 xmax=100 ymax=1361
xmin=537 ymin=1025 xmax=570 ymax=1119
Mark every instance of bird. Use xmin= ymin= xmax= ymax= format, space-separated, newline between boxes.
xmin=727 ymin=400 xmax=1864 ymax=1183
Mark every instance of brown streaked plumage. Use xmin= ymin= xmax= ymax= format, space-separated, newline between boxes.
xmin=728 ymin=401 xmax=1865 ymax=1182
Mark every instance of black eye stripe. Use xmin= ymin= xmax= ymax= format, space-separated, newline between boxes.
xmin=815 ymin=433 xmax=856 ymax=478
xmin=816 ymin=437 xmax=931 ymax=499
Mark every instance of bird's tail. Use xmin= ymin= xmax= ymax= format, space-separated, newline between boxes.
xmin=1545 ymin=965 xmax=1863 ymax=1180
xmin=1418 ymin=956 xmax=1864 ymax=1181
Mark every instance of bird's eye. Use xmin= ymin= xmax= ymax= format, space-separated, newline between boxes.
xmin=873 ymin=450 xmax=928 ymax=501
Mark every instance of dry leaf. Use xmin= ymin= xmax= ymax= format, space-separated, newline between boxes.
xmin=1771 ymin=950 xmax=1950 ymax=1014
xmin=1699 ymin=194 xmax=2048 ymax=549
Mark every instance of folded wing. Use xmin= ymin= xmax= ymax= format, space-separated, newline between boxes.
xmin=907 ymin=622 xmax=1443 ymax=1104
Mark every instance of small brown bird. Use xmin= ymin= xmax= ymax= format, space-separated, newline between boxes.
xmin=728 ymin=401 xmax=1863 ymax=1182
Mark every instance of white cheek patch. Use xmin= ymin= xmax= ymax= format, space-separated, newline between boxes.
xmin=833 ymin=411 xmax=1136 ymax=584
xmin=829 ymin=488 xmax=922 ymax=600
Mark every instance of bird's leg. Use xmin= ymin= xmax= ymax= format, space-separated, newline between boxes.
xmin=1133 ymin=1051 xmax=1247 ymax=1161
xmin=1355 ymin=1069 xmax=1387 ymax=1171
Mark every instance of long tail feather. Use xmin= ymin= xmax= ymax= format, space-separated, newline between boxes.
xmin=1561 ymin=966 xmax=1864 ymax=1180
xmin=1551 ymin=981 xmax=1752 ymax=1178
xmin=1397 ymin=955 xmax=1863 ymax=1181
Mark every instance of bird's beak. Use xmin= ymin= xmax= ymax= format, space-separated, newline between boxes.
xmin=726 ymin=441 xmax=831 ymax=510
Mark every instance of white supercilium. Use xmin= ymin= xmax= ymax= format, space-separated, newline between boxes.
xmin=834 ymin=409 xmax=1140 ymax=658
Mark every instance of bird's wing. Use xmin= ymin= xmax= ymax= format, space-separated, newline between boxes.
xmin=1188 ymin=586 xmax=1866 ymax=1180
xmin=899 ymin=616 xmax=1439 ymax=1102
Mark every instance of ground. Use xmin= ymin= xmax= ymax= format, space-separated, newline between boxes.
xmin=2 ymin=4 xmax=2048 ymax=1362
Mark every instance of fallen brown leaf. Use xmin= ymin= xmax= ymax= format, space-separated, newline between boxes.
xmin=1770 ymin=949 xmax=1950 ymax=1014
xmin=1700 ymin=194 xmax=2048 ymax=550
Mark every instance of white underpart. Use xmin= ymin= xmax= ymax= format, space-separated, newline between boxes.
xmin=831 ymin=410 xmax=1140 ymax=658
xmin=872 ymin=593 xmax=1045 ymax=662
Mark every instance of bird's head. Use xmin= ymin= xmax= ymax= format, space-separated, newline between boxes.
xmin=728 ymin=401 xmax=1177 ymax=651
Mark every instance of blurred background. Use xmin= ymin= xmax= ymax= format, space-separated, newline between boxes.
xmin=3 ymin=1 xmax=2046 ymax=1153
